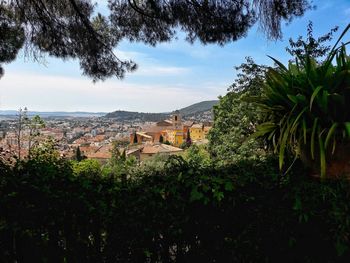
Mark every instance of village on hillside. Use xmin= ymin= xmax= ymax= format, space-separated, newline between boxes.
xmin=0 ymin=110 xmax=212 ymax=164
xmin=127 ymin=111 xmax=212 ymax=161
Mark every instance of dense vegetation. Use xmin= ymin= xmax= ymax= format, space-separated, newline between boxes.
xmin=2 ymin=150 xmax=350 ymax=262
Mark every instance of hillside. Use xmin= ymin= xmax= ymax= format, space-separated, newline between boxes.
xmin=104 ymin=100 xmax=218 ymax=121
xmin=104 ymin=111 xmax=168 ymax=121
xmin=0 ymin=110 xmax=106 ymax=118
xmin=177 ymin=100 xmax=219 ymax=116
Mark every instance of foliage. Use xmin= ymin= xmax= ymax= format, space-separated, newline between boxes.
xmin=254 ymin=24 xmax=350 ymax=179
xmin=184 ymin=144 xmax=211 ymax=168
xmin=72 ymin=159 xmax=101 ymax=178
xmin=14 ymin=107 xmax=28 ymax=160
xmin=0 ymin=0 xmax=312 ymax=80
xmin=2 ymin=152 xmax=350 ymax=261
xmin=133 ymin=153 xmax=170 ymax=176
xmin=102 ymin=143 xmax=137 ymax=179
xmin=27 ymin=115 xmax=46 ymax=155
xmin=27 ymin=138 xmax=60 ymax=163
xmin=208 ymin=57 xmax=267 ymax=164
xmin=286 ymin=21 xmax=339 ymax=62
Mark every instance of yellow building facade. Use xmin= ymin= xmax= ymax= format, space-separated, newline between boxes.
xmin=165 ymin=129 xmax=184 ymax=147
xmin=190 ymin=124 xmax=204 ymax=141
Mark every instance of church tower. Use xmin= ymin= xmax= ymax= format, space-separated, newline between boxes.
xmin=172 ymin=110 xmax=182 ymax=129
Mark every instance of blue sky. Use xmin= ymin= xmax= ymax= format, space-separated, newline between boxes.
xmin=1 ymin=0 xmax=350 ymax=112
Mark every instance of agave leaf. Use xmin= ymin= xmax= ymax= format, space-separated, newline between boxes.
xmin=287 ymin=94 xmax=298 ymax=104
xmin=279 ymin=124 xmax=290 ymax=170
xmin=325 ymin=123 xmax=338 ymax=150
xmin=288 ymin=62 xmax=299 ymax=75
xmin=302 ymin=118 xmax=307 ymax=145
xmin=267 ymin=55 xmax=288 ymax=72
xmin=318 ymin=132 xmax=326 ymax=180
xmin=345 ymin=122 xmax=350 ymax=136
xmin=333 ymin=24 xmax=350 ymax=49
xmin=320 ymin=90 xmax=329 ymax=113
xmin=307 ymin=78 xmax=316 ymax=90
xmin=332 ymin=70 xmax=350 ymax=93
xmin=311 ymin=118 xmax=319 ymax=160
xmin=296 ymin=94 xmax=307 ymax=105
xmin=268 ymin=130 xmax=276 ymax=140
xmin=253 ymin=122 xmax=276 ymax=137
xmin=291 ymin=107 xmax=307 ymax=133
xmin=332 ymin=138 xmax=337 ymax=155
xmin=324 ymin=24 xmax=350 ymax=70
xmin=310 ymin=86 xmax=323 ymax=111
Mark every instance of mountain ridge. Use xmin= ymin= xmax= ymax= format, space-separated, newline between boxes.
xmin=0 ymin=100 xmax=219 ymax=120
xmin=104 ymin=100 xmax=219 ymax=121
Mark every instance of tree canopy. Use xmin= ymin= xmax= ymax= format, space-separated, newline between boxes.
xmin=0 ymin=0 xmax=312 ymax=80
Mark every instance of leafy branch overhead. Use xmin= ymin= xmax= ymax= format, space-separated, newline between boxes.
xmin=0 ymin=0 xmax=312 ymax=80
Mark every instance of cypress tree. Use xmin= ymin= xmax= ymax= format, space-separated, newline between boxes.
xmin=186 ymin=129 xmax=192 ymax=147
xmin=76 ymin=146 xmax=82 ymax=162
xmin=133 ymin=132 xmax=138 ymax=144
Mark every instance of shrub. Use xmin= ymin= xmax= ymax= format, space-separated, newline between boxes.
xmin=255 ymin=24 xmax=350 ymax=179
xmin=1 ymin=155 xmax=350 ymax=261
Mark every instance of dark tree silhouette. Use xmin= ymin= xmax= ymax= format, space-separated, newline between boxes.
xmin=76 ymin=146 xmax=83 ymax=162
xmin=186 ymin=129 xmax=192 ymax=147
xmin=133 ymin=131 xmax=138 ymax=144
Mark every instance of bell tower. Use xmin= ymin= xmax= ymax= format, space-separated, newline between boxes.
xmin=172 ymin=110 xmax=182 ymax=129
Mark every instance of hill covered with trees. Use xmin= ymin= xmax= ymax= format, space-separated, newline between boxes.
xmin=104 ymin=100 xmax=218 ymax=121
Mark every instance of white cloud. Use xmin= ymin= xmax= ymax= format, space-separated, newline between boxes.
xmin=135 ymin=66 xmax=190 ymax=76
xmin=0 ymin=71 xmax=224 ymax=112
xmin=114 ymin=49 xmax=191 ymax=76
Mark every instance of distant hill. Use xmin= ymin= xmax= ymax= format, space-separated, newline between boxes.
xmin=0 ymin=100 xmax=219 ymax=121
xmin=177 ymin=100 xmax=218 ymax=117
xmin=104 ymin=111 xmax=168 ymax=122
xmin=104 ymin=100 xmax=219 ymax=121
xmin=0 ymin=110 xmax=106 ymax=118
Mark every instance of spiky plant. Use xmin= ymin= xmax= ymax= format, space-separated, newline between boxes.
xmin=255 ymin=24 xmax=350 ymax=179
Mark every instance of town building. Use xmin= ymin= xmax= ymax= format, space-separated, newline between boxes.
xmin=129 ymin=111 xmax=211 ymax=148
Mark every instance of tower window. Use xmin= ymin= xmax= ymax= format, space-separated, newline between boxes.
xmin=175 ymin=116 xmax=177 ymax=121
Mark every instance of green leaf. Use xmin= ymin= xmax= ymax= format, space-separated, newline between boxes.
xmin=302 ymin=118 xmax=307 ymax=145
xmin=293 ymin=196 xmax=302 ymax=210
xmin=279 ymin=124 xmax=290 ymax=170
xmin=224 ymin=182 xmax=234 ymax=191
xmin=310 ymin=118 xmax=318 ymax=160
xmin=190 ymin=188 xmax=204 ymax=202
xmin=325 ymin=123 xmax=338 ymax=150
xmin=319 ymin=131 xmax=326 ymax=180
xmin=310 ymin=85 xmax=323 ymax=111
xmin=345 ymin=122 xmax=350 ymax=137
xmin=287 ymin=94 xmax=298 ymax=104
xmin=267 ymin=55 xmax=288 ymax=72
xmin=291 ymin=107 xmax=307 ymax=133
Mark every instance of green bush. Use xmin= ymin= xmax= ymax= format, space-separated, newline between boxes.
xmin=255 ymin=25 xmax=350 ymax=179
xmin=1 ymin=154 xmax=350 ymax=262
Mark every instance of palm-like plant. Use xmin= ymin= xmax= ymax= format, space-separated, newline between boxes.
xmin=255 ymin=24 xmax=350 ymax=179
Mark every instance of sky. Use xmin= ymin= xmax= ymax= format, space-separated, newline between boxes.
xmin=0 ymin=0 xmax=350 ymax=113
